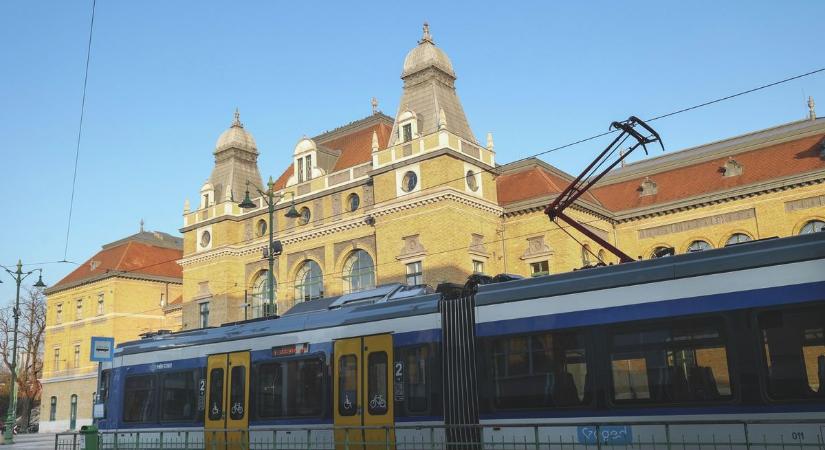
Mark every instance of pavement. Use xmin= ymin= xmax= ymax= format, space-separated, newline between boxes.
xmin=0 ymin=433 xmax=58 ymax=450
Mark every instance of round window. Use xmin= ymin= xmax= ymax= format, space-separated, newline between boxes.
xmin=299 ymin=207 xmax=311 ymax=225
xmin=347 ymin=193 xmax=360 ymax=212
xmin=200 ymin=230 xmax=211 ymax=247
xmin=256 ymin=219 xmax=267 ymax=237
xmin=466 ymin=170 xmax=479 ymax=192
xmin=401 ymin=171 xmax=418 ymax=192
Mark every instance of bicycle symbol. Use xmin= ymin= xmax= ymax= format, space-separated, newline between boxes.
xmin=231 ymin=402 xmax=244 ymax=415
xmin=343 ymin=394 xmax=353 ymax=410
xmin=369 ymin=394 xmax=386 ymax=409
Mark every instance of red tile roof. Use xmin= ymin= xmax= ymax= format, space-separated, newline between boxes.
xmin=496 ymin=165 xmax=602 ymax=207
xmin=272 ymin=118 xmax=393 ymax=191
xmin=592 ymin=133 xmax=825 ymax=212
xmin=51 ymin=240 xmax=182 ymax=292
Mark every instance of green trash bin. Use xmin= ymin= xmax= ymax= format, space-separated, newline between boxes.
xmin=79 ymin=424 xmax=99 ymax=450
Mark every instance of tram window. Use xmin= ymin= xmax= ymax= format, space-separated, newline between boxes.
xmin=123 ymin=375 xmax=156 ymax=423
xmin=208 ymin=368 xmax=224 ymax=420
xmin=99 ymin=370 xmax=110 ymax=403
xmin=161 ymin=371 xmax=196 ymax=421
xmin=610 ymin=318 xmax=732 ymax=404
xmin=339 ymin=355 xmax=358 ymax=416
xmin=257 ymin=358 xmax=323 ymax=418
xmin=367 ymin=352 xmax=388 ymax=415
xmin=485 ymin=330 xmax=589 ymax=409
xmin=758 ymin=306 xmax=825 ymax=399
xmin=229 ymin=366 xmax=246 ymax=420
xmin=398 ymin=345 xmax=432 ymax=414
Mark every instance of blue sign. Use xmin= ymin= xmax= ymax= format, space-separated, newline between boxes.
xmin=577 ymin=426 xmax=632 ymax=445
xmin=90 ymin=336 xmax=115 ymax=362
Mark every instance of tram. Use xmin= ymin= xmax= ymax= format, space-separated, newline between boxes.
xmin=95 ymin=231 xmax=825 ymax=449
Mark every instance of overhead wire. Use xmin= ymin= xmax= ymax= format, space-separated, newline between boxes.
xmin=44 ymin=65 xmax=825 ymax=300
xmin=62 ymin=0 xmax=97 ymax=261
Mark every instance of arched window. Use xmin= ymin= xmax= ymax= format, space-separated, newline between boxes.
xmin=725 ymin=233 xmax=752 ymax=246
xmin=251 ymin=271 xmax=274 ymax=318
xmin=650 ymin=246 xmax=674 ymax=259
xmin=800 ymin=220 xmax=825 ymax=234
xmin=687 ymin=240 xmax=712 ymax=253
xmin=342 ymin=250 xmax=375 ymax=294
xmin=597 ymin=249 xmax=606 ymax=263
xmin=295 ymin=260 xmax=323 ymax=302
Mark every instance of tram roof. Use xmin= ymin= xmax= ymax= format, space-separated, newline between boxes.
xmin=115 ymin=232 xmax=825 ymax=356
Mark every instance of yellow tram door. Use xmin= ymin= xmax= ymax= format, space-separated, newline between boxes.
xmin=204 ymin=351 xmax=250 ymax=450
xmin=333 ymin=334 xmax=395 ymax=450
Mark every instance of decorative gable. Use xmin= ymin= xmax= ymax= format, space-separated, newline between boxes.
xmin=721 ymin=157 xmax=743 ymax=177
xmin=638 ymin=177 xmax=658 ymax=196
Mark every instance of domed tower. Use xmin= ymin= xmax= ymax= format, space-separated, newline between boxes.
xmin=389 ymin=23 xmax=476 ymax=146
xmin=206 ymin=109 xmax=264 ymax=203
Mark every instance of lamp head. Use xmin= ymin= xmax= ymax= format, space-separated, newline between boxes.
xmin=284 ymin=204 xmax=301 ymax=219
xmin=33 ymin=272 xmax=46 ymax=288
xmin=238 ymin=184 xmax=257 ymax=209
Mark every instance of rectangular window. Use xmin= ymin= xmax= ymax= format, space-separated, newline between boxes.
xmin=56 ymin=303 xmax=63 ymax=323
xmin=199 ymin=302 xmax=209 ymax=328
xmin=339 ymin=355 xmax=358 ymax=416
xmin=402 ymin=123 xmax=413 ymax=142
xmin=73 ymin=344 xmax=81 ymax=369
xmin=258 ymin=358 xmax=324 ymax=418
xmin=97 ymin=293 xmax=104 ymax=315
xmin=398 ymin=345 xmax=433 ymax=414
xmin=610 ymin=318 xmax=732 ymax=404
xmin=367 ymin=352 xmax=388 ymax=415
xmin=76 ymin=299 xmax=83 ymax=320
xmin=405 ymin=261 xmax=423 ymax=286
xmin=486 ymin=330 xmax=589 ymax=409
xmin=305 ymin=155 xmax=312 ymax=181
xmin=49 ymin=397 xmax=57 ymax=421
xmin=123 ymin=375 xmax=156 ymax=423
xmin=759 ymin=305 xmax=825 ymax=399
xmin=472 ymin=260 xmax=484 ymax=274
xmin=208 ymin=368 xmax=224 ymax=420
xmin=161 ymin=371 xmax=196 ymax=421
xmin=530 ymin=261 xmax=549 ymax=277
xmin=53 ymin=348 xmax=60 ymax=371
xmin=297 ymin=158 xmax=305 ymax=183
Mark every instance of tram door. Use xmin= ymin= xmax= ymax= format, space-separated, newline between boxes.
xmin=334 ymin=334 xmax=395 ymax=450
xmin=205 ymin=351 xmax=250 ymax=450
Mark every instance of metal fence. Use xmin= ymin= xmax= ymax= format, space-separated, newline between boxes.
xmin=53 ymin=420 xmax=825 ymax=450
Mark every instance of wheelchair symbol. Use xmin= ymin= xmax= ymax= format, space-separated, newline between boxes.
xmin=343 ymin=394 xmax=353 ymax=410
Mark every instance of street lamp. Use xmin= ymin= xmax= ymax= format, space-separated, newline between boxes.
xmin=238 ymin=177 xmax=300 ymax=317
xmin=0 ymin=260 xmax=45 ymax=445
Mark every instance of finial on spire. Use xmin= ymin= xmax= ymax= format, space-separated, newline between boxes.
xmin=420 ymin=22 xmax=433 ymax=44
xmin=184 ymin=199 xmax=190 ymax=213
xmin=438 ymin=107 xmax=447 ymax=130
xmin=140 ymin=218 xmax=145 ymax=233
xmin=232 ymin=108 xmax=243 ymax=127
xmin=809 ymin=96 xmax=816 ymax=121
xmin=486 ymin=132 xmax=494 ymax=151
xmin=371 ymin=97 xmax=379 ymax=114
xmin=372 ymin=130 xmax=379 ymax=152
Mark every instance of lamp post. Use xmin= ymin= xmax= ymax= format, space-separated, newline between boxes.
xmin=239 ymin=177 xmax=300 ymax=317
xmin=0 ymin=260 xmax=45 ymax=445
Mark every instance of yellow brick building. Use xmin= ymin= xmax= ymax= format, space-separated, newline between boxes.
xmin=40 ymin=230 xmax=182 ymax=432
xmin=178 ymin=24 xmax=825 ymax=329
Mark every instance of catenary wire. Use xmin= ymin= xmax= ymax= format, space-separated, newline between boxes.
xmin=62 ymin=0 xmax=97 ymax=261
xmin=44 ymin=65 xmax=825 ymax=297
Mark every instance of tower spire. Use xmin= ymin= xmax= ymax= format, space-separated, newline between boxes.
xmin=420 ymin=22 xmax=433 ymax=44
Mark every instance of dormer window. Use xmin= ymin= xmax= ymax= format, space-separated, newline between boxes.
xmin=292 ymin=138 xmax=318 ymax=185
xmin=638 ymin=177 xmax=658 ymax=196
xmin=397 ymin=110 xmax=418 ymax=143
xmin=721 ymin=158 xmax=743 ymax=177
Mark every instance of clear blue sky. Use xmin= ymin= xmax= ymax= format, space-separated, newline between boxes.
xmin=1 ymin=1 xmax=823 ymax=302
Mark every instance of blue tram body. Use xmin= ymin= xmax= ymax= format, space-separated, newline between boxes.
xmin=96 ymin=232 xmax=825 ymax=448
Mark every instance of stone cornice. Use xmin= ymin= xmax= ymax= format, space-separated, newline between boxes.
xmin=178 ymin=188 xmax=502 ymax=267
xmin=502 ymin=195 xmax=615 ymax=222
xmin=369 ymin=146 xmax=497 ymax=178
xmin=45 ymin=273 xmax=182 ymax=296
